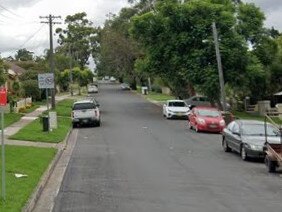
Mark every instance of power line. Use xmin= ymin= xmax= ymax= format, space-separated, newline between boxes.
xmin=0 ymin=4 xmax=23 ymax=19
xmin=18 ymin=24 xmax=45 ymax=49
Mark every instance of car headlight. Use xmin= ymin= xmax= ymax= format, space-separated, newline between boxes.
xmin=249 ymin=144 xmax=263 ymax=151
xmin=197 ymin=118 xmax=206 ymax=124
xmin=219 ymin=119 xmax=225 ymax=126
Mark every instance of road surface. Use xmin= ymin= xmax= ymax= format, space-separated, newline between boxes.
xmin=53 ymin=84 xmax=282 ymax=212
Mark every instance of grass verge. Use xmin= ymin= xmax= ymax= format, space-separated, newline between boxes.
xmin=9 ymin=98 xmax=75 ymax=143
xmin=4 ymin=113 xmax=23 ymax=128
xmin=136 ymin=87 xmax=175 ymax=102
xmin=0 ymin=146 xmax=57 ymax=211
xmin=233 ymin=111 xmax=282 ymax=125
xmin=9 ymin=116 xmax=71 ymax=143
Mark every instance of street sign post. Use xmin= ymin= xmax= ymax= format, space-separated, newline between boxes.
xmin=38 ymin=73 xmax=55 ymax=89
xmin=0 ymin=87 xmax=7 ymax=201
xmin=38 ymin=73 xmax=55 ymax=132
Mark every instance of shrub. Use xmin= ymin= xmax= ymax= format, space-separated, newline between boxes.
xmin=151 ymin=85 xmax=162 ymax=93
xmin=18 ymin=107 xmax=26 ymax=113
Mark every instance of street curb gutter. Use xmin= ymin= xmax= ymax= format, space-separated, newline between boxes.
xmin=131 ymin=90 xmax=164 ymax=108
xmin=22 ymin=129 xmax=72 ymax=212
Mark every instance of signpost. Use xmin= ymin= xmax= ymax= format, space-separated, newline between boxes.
xmin=0 ymin=87 xmax=7 ymax=201
xmin=38 ymin=73 xmax=55 ymax=132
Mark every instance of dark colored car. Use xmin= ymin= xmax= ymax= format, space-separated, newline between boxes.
xmin=222 ymin=120 xmax=281 ymax=161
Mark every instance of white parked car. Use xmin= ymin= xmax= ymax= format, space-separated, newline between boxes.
xmin=87 ymin=84 xmax=98 ymax=93
xmin=163 ymin=100 xmax=190 ymax=119
xmin=72 ymin=100 xmax=101 ymax=127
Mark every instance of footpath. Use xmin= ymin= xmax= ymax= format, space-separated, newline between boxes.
xmin=2 ymin=94 xmax=76 ymax=212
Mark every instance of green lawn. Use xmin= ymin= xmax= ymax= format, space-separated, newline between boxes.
xmin=52 ymin=99 xmax=75 ymax=117
xmin=136 ymin=87 xmax=175 ymax=102
xmin=0 ymin=146 xmax=57 ymax=211
xmin=233 ymin=111 xmax=282 ymax=125
xmin=4 ymin=113 xmax=23 ymax=128
xmin=9 ymin=116 xmax=71 ymax=143
xmin=145 ymin=92 xmax=175 ymax=102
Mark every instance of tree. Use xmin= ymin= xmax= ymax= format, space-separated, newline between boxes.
xmin=0 ymin=59 xmax=6 ymax=86
xmin=15 ymin=48 xmax=34 ymax=61
xmin=56 ymin=12 xmax=97 ymax=68
xmin=94 ymin=8 xmax=142 ymax=89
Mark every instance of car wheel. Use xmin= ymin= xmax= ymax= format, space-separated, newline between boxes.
xmin=72 ymin=123 xmax=77 ymax=128
xmin=96 ymin=120 xmax=101 ymax=127
xmin=222 ymin=138 xmax=231 ymax=152
xmin=240 ymin=145 xmax=248 ymax=161
xmin=265 ymin=155 xmax=277 ymax=173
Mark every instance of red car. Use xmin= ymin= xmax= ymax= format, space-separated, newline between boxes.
xmin=188 ymin=106 xmax=226 ymax=133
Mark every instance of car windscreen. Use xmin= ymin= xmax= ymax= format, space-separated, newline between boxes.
xmin=73 ymin=103 xmax=95 ymax=110
xmin=168 ymin=102 xmax=186 ymax=107
xmin=197 ymin=109 xmax=220 ymax=117
xmin=242 ymin=124 xmax=280 ymax=136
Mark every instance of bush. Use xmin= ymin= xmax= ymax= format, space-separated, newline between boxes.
xmin=18 ymin=107 xmax=26 ymax=113
xmin=25 ymin=105 xmax=31 ymax=109
xmin=151 ymin=85 xmax=162 ymax=93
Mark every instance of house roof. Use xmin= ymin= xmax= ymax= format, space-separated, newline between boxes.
xmin=4 ymin=61 xmax=26 ymax=76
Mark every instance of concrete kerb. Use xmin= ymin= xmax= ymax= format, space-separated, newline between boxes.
xmin=22 ymin=129 xmax=73 ymax=212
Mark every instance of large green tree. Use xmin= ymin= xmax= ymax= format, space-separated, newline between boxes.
xmin=130 ymin=0 xmax=267 ymax=104
xmin=56 ymin=12 xmax=97 ymax=68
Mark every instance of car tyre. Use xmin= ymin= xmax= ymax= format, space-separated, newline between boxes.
xmin=222 ymin=138 xmax=231 ymax=152
xmin=240 ymin=145 xmax=248 ymax=161
xmin=96 ymin=120 xmax=101 ymax=127
xmin=265 ymin=155 xmax=277 ymax=173
xmin=72 ymin=123 xmax=77 ymax=128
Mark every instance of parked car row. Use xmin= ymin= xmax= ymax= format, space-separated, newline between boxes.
xmin=162 ymin=99 xmax=282 ymax=171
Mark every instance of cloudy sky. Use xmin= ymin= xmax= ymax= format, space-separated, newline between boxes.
xmin=0 ymin=0 xmax=281 ymax=60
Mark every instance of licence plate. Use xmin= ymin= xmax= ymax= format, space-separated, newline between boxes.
xmin=82 ymin=119 xmax=89 ymax=123
xmin=209 ymin=124 xmax=217 ymax=128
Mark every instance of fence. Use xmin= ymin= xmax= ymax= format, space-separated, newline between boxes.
xmin=14 ymin=98 xmax=32 ymax=112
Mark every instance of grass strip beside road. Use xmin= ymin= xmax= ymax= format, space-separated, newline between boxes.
xmin=234 ymin=111 xmax=282 ymax=125
xmin=0 ymin=146 xmax=57 ymax=211
xmin=4 ymin=113 xmax=23 ymax=128
xmin=9 ymin=99 xmax=75 ymax=143
xmin=9 ymin=116 xmax=71 ymax=143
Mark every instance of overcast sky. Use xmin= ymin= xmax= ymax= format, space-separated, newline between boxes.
xmin=0 ymin=0 xmax=281 ymax=60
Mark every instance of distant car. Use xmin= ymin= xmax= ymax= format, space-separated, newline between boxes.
xmin=222 ymin=120 xmax=281 ymax=161
xmin=184 ymin=96 xmax=231 ymax=110
xmin=71 ymin=100 xmax=101 ymax=127
xmin=188 ymin=106 xmax=225 ymax=133
xmin=184 ymin=96 xmax=211 ymax=107
xmin=87 ymin=85 xmax=98 ymax=93
xmin=121 ymin=83 xmax=130 ymax=90
xmin=110 ymin=76 xmax=116 ymax=82
xmin=104 ymin=76 xmax=110 ymax=81
xmin=163 ymin=100 xmax=190 ymax=119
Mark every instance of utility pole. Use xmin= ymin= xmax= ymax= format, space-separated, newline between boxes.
xmin=212 ymin=22 xmax=227 ymax=111
xmin=40 ymin=14 xmax=61 ymax=109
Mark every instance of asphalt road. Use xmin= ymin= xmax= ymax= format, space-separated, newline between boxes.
xmin=53 ymin=84 xmax=282 ymax=212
